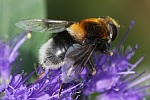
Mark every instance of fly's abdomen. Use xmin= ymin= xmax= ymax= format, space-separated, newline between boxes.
xmin=39 ymin=31 xmax=76 ymax=69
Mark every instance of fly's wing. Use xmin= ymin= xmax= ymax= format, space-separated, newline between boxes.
xmin=62 ymin=43 xmax=96 ymax=83
xmin=16 ymin=19 xmax=75 ymax=33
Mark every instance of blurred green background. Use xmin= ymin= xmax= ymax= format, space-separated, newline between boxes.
xmin=0 ymin=0 xmax=150 ymax=99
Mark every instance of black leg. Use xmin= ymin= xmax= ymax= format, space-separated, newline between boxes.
xmin=58 ymin=82 xmax=65 ymax=98
xmin=87 ymin=59 xmax=96 ymax=76
xmin=102 ymin=49 xmax=113 ymax=56
xmin=101 ymin=43 xmax=113 ymax=56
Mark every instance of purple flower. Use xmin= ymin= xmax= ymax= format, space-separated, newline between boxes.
xmin=95 ymin=74 xmax=150 ymax=100
xmin=1 ymin=21 xmax=150 ymax=100
xmin=82 ymin=45 xmax=150 ymax=100
xmin=81 ymin=21 xmax=150 ymax=100
xmin=2 ymin=68 xmax=83 ymax=100
xmin=0 ymin=31 xmax=82 ymax=100
xmin=0 ymin=32 xmax=28 ymax=92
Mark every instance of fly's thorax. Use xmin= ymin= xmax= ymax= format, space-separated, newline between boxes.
xmin=82 ymin=19 xmax=110 ymax=40
xmin=66 ymin=18 xmax=112 ymax=44
xmin=66 ymin=22 xmax=86 ymax=43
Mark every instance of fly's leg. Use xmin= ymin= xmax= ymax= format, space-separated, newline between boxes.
xmin=67 ymin=65 xmax=74 ymax=76
xmin=87 ymin=59 xmax=96 ymax=76
xmin=102 ymin=49 xmax=113 ymax=56
xmin=58 ymin=65 xmax=74 ymax=98
xmin=58 ymin=83 xmax=65 ymax=98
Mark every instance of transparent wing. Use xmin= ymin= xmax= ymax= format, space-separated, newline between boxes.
xmin=16 ymin=19 xmax=75 ymax=33
xmin=62 ymin=44 xmax=96 ymax=83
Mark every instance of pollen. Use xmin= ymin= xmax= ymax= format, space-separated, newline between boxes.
xmin=27 ymin=32 xmax=32 ymax=39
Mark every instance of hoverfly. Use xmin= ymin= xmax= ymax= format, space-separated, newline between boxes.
xmin=16 ymin=16 xmax=120 ymax=97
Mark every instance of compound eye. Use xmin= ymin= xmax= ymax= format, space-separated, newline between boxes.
xmin=109 ymin=24 xmax=118 ymax=41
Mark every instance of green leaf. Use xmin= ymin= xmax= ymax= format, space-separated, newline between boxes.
xmin=0 ymin=0 xmax=49 ymax=73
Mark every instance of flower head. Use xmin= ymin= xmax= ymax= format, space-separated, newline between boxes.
xmin=82 ymin=45 xmax=150 ymax=100
xmin=0 ymin=32 xmax=28 ymax=93
xmin=1 ymin=21 xmax=150 ymax=100
xmin=80 ymin=21 xmax=150 ymax=100
xmin=2 ymin=67 xmax=83 ymax=100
